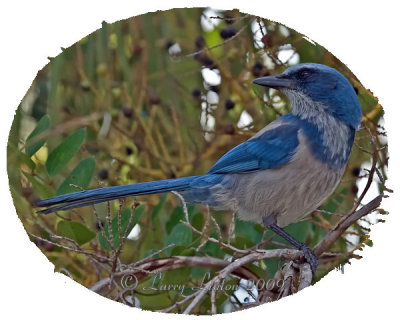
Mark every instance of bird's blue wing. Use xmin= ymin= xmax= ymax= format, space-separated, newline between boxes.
xmin=208 ymin=123 xmax=300 ymax=174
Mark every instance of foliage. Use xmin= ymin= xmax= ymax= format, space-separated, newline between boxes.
xmin=7 ymin=8 xmax=388 ymax=315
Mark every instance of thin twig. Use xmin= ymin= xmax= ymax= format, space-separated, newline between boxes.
xmin=228 ymin=212 xmax=236 ymax=245
xmin=172 ymin=192 xmax=251 ymax=254
xmin=106 ymin=201 xmax=114 ymax=250
xmin=210 ymin=215 xmax=222 ymax=241
xmin=182 ymin=249 xmax=302 ymax=314
xmin=211 ymin=288 xmax=217 ymax=314
xmin=157 ymin=291 xmax=199 ymax=313
xmin=314 ymin=195 xmax=383 ymax=256
xmin=29 ymin=233 xmax=111 ymax=263
xmin=183 ymin=19 xmax=252 ymax=59
xmin=112 ymin=201 xmax=136 ymax=273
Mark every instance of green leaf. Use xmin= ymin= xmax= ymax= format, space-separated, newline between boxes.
xmin=164 ymin=223 xmax=192 ymax=254
xmin=163 ymin=267 xmax=191 ymax=289
xmin=235 ymin=220 xmax=262 ymax=243
xmin=191 ymin=267 xmax=211 ymax=279
xmin=131 ymin=204 xmax=146 ymax=226
xmin=263 ymin=257 xmax=280 ymax=277
xmin=56 ymin=157 xmax=95 ymax=195
xmin=25 ymin=115 xmax=51 ymax=157
xmin=231 ymin=235 xmax=255 ymax=250
xmin=295 ymin=39 xmax=324 ymax=64
xmin=98 ymin=204 xmax=146 ymax=251
xmin=204 ymin=28 xmax=223 ymax=58
xmin=190 ymin=212 xmax=204 ymax=231
xmin=46 ymin=128 xmax=86 ymax=176
xmin=202 ymin=231 xmax=221 ymax=256
xmin=262 ymin=221 xmax=313 ymax=249
xmin=283 ymin=221 xmax=311 ymax=244
xmin=57 ymin=220 xmax=95 ymax=246
xmin=151 ymin=193 xmax=167 ymax=221
xmin=165 ymin=206 xmax=184 ymax=234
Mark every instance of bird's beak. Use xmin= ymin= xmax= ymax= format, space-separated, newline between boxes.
xmin=253 ymin=76 xmax=293 ymax=89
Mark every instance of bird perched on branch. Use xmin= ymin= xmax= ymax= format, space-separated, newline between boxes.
xmin=35 ymin=63 xmax=362 ymax=274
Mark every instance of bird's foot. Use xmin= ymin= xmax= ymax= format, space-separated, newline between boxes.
xmin=298 ymin=244 xmax=318 ymax=274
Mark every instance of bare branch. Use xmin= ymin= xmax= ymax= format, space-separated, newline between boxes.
xmin=314 ymin=195 xmax=383 ymax=256
xmin=182 ymin=249 xmax=303 ymax=314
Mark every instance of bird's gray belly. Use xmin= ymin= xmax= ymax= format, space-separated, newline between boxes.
xmin=209 ymin=144 xmax=344 ymax=227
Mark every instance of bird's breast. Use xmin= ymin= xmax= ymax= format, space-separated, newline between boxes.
xmin=215 ymin=131 xmax=345 ymax=227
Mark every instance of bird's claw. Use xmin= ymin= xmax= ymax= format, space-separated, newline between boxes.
xmin=299 ymin=244 xmax=318 ymax=274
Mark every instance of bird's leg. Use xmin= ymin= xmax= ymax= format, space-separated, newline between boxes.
xmin=262 ymin=217 xmax=318 ymax=274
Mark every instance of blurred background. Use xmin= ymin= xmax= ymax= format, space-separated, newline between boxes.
xmin=7 ymin=7 xmax=387 ymax=314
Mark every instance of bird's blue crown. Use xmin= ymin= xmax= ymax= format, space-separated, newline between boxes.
xmin=279 ymin=63 xmax=362 ymax=129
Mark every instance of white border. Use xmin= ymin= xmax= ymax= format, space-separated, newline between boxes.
xmin=1 ymin=1 xmax=399 ymax=319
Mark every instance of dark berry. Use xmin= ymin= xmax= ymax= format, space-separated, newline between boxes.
xmin=126 ymin=146 xmax=134 ymax=155
xmin=225 ymin=99 xmax=235 ymax=110
xmin=210 ymin=86 xmax=219 ymax=93
xmin=194 ymin=51 xmax=207 ymax=61
xmin=33 ymin=238 xmax=44 ymax=247
xmin=224 ymin=14 xmax=234 ymax=24
xmin=192 ymin=88 xmax=201 ymax=99
xmin=42 ymin=242 xmax=55 ymax=252
xmin=220 ymin=27 xmax=237 ymax=39
xmin=33 ymin=239 xmax=54 ymax=251
xmin=252 ymin=62 xmax=264 ymax=77
xmin=352 ymin=167 xmax=361 ymax=177
xmin=195 ymin=36 xmax=205 ymax=49
xmin=220 ymin=224 xmax=227 ymax=233
xmin=262 ymin=34 xmax=273 ymax=48
xmin=22 ymin=187 xmax=33 ymax=198
xmin=95 ymin=220 xmax=105 ymax=231
xmin=229 ymin=27 xmax=238 ymax=37
xmin=253 ymin=61 xmax=263 ymax=69
xmin=122 ymin=107 xmax=133 ymax=118
xmin=203 ymin=57 xmax=215 ymax=68
xmin=98 ymin=169 xmax=108 ymax=180
xmin=351 ymin=185 xmax=359 ymax=195
xmin=223 ymin=124 xmax=235 ymax=135
xmin=149 ymin=93 xmax=161 ymax=105
xmin=169 ymin=171 xmax=177 ymax=179
xmin=133 ymin=44 xmax=143 ymax=56
xmin=165 ymin=40 xmax=175 ymax=51
xmin=194 ymin=52 xmax=215 ymax=68
xmin=220 ymin=29 xmax=230 ymax=39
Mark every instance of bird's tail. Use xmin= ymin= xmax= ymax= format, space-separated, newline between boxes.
xmin=35 ymin=176 xmax=200 ymax=214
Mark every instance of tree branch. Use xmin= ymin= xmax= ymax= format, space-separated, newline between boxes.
xmin=314 ymin=194 xmax=383 ymax=256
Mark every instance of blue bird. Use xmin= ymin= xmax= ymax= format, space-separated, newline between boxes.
xmin=35 ymin=63 xmax=362 ymax=273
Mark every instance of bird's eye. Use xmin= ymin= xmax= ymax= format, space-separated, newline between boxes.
xmin=298 ymin=69 xmax=312 ymax=79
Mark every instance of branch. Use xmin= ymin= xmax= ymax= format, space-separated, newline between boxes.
xmin=314 ymin=194 xmax=383 ymax=256
xmin=90 ymin=251 xmax=300 ymax=296
xmin=182 ymin=249 xmax=301 ymax=314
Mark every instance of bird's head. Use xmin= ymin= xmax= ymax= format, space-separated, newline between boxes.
xmin=253 ymin=63 xmax=362 ymax=129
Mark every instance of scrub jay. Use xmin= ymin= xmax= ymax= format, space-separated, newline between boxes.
xmin=35 ymin=63 xmax=362 ymax=273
